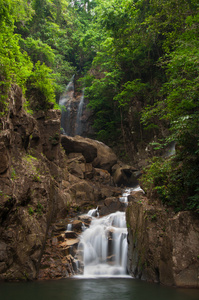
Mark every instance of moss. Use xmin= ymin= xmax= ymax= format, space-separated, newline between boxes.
xmin=49 ymin=132 xmax=60 ymax=145
xmin=28 ymin=206 xmax=34 ymax=216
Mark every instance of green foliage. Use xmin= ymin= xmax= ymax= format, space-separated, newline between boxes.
xmin=32 ymin=174 xmax=41 ymax=182
xmin=28 ymin=206 xmax=34 ymax=216
xmin=36 ymin=202 xmax=44 ymax=215
xmin=141 ymin=154 xmax=199 ymax=213
xmin=26 ymin=61 xmax=57 ymax=110
xmin=20 ymin=37 xmax=55 ymax=66
xmin=1 ymin=0 xmax=199 ymax=213
xmin=49 ymin=132 xmax=60 ymax=145
xmin=140 ymin=10 xmax=199 ymax=213
xmin=0 ymin=0 xmax=34 ymax=115
xmin=11 ymin=168 xmax=16 ymax=180
xmin=114 ymin=80 xmax=149 ymax=107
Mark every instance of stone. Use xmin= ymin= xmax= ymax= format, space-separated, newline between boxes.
xmin=0 ymin=142 xmax=9 ymax=174
xmin=72 ymin=220 xmax=83 ymax=232
xmin=61 ymin=135 xmax=97 ymax=163
xmin=67 ymin=159 xmax=85 ymax=179
xmin=92 ymin=141 xmax=117 ymax=172
xmin=0 ymin=262 xmax=7 ymax=273
xmin=61 ymin=239 xmax=79 ymax=247
xmin=65 ymin=231 xmax=78 ymax=239
xmin=113 ymin=165 xmax=138 ymax=187
xmin=99 ymin=197 xmax=125 ymax=216
xmin=69 ymin=180 xmax=95 ymax=205
xmin=78 ymin=215 xmax=92 ymax=226
xmin=61 ymin=135 xmax=117 ymax=171
xmin=68 ymin=153 xmax=85 ymax=162
xmin=0 ymin=242 xmax=8 ymax=261
xmin=126 ymin=195 xmax=199 ymax=288
xmin=93 ymin=168 xmax=112 ymax=185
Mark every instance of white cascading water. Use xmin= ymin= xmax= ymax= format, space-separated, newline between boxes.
xmin=75 ymin=88 xmax=85 ymax=136
xmin=75 ymin=188 xmax=142 ymax=278
xmin=59 ymin=75 xmax=74 ymax=135
xmin=79 ymin=211 xmax=127 ymax=277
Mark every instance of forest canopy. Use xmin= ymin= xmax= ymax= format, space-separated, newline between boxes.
xmin=0 ymin=0 xmax=199 ymax=212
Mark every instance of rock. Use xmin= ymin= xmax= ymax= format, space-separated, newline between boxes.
xmin=67 ymin=155 xmax=86 ymax=179
xmin=65 ymin=231 xmax=78 ymax=239
xmin=71 ymin=220 xmax=83 ymax=232
xmin=78 ymin=215 xmax=92 ymax=226
xmin=0 ymin=242 xmax=8 ymax=261
xmin=0 ymin=262 xmax=7 ymax=273
xmin=68 ymin=153 xmax=85 ymax=162
xmin=61 ymin=135 xmax=97 ymax=163
xmin=0 ymin=142 xmax=10 ymax=174
xmin=51 ymin=237 xmax=59 ymax=246
xmin=61 ymin=239 xmax=79 ymax=247
xmin=113 ymin=165 xmax=138 ymax=187
xmin=69 ymin=180 xmax=95 ymax=205
xmin=84 ymin=163 xmax=93 ymax=179
xmin=93 ymin=168 xmax=112 ymax=185
xmin=99 ymin=197 xmax=125 ymax=216
xmin=92 ymin=140 xmax=117 ymax=172
xmin=0 ymin=85 xmax=71 ymax=281
xmin=61 ymin=135 xmax=117 ymax=171
xmin=126 ymin=195 xmax=199 ymax=288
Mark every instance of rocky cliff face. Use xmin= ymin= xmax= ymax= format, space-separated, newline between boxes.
xmin=126 ymin=191 xmax=199 ymax=288
xmin=0 ymin=85 xmax=71 ymax=280
xmin=0 ymin=85 xmax=125 ymax=281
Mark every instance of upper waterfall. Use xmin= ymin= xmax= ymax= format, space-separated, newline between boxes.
xmin=75 ymin=88 xmax=85 ymax=136
xmin=59 ymin=75 xmax=75 ymax=135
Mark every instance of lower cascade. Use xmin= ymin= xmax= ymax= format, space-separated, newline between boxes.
xmin=75 ymin=188 xmax=137 ymax=278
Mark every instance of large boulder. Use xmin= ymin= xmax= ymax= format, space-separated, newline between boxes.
xmin=61 ymin=135 xmax=97 ymax=163
xmin=92 ymin=140 xmax=117 ymax=172
xmin=61 ymin=135 xmax=117 ymax=171
xmin=126 ymin=193 xmax=199 ymax=288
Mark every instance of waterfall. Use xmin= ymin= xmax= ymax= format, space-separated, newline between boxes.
xmin=75 ymin=89 xmax=85 ymax=136
xmin=75 ymin=188 xmax=140 ymax=278
xmin=77 ymin=211 xmax=128 ymax=277
xmin=59 ymin=75 xmax=74 ymax=135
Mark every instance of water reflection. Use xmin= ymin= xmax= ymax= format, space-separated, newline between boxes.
xmin=0 ymin=278 xmax=198 ymax=300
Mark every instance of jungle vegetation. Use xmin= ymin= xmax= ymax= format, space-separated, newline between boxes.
xmin=0 ymin=0 xmax=198 ymax=212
